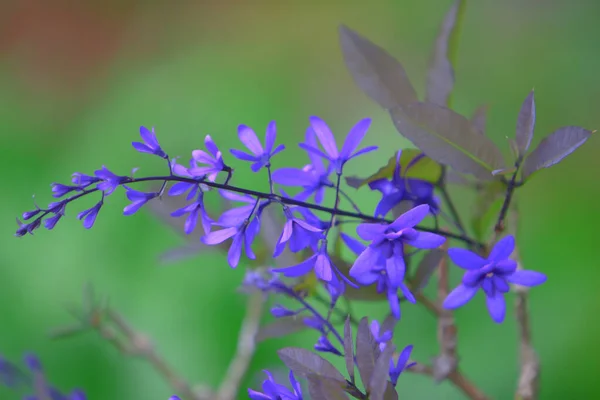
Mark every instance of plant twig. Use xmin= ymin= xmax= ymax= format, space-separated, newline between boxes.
xmin=217 ymin=291 xmax=266 ymax=400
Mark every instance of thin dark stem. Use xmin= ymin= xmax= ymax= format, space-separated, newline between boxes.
xmin=325 ymin=172 xmax=343 ymax=237
xmin=439 ymin=183 xmax=466 ymax=237
xmin=266 ymin=164 xmax=274 ymax=194
xmin=25 ymin=174 xmax=483 ymax=247
xmin=494 ymin=161 xmax=521 ymax=235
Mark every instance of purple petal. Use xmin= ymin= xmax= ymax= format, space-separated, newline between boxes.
xmin=356 ymin=223 xmax=386 ymax=241
xmin=315 ymin=253 xmax=333 ymax=281
xmin=447 ymin=248 xmax=488 ymax=270
xmin=298 ymin=142 xmax=330 ymax=160
xmin=294 ymin=218 xmax=322 ymax=233
xmin=340 ymin=118 xmax=371 ymax=160
xmin=272 ymin=168 xmax=314 ymax=186
xmin=309 ymin=116 xmax=339 ymax=159
xmin=494 ymin=259 xmax=518 ymax=275
xmin=506 ymin=270 xmax=547 ymax=287
xmin=227 ymin=233 xmax=244 ymax=268
xmin=304 ymin=126 xmax=327 ymax=174
xmin=489 ymin=235 xmax=515 ymax=261
xmin=204 ymin=135 xmax=219 ymax=157
xmin=399 ymin=282 xmax=416 ymax=303
xmin=168 ymin=182 xmax=193 ymax=196
xmin=349 ymin=145 xmax=378 ymax=160
xmin=340 ymin=232 xmax=366 ymax=255
xmin=493 ymin=276 xmax=510 ymax=293
xmin=202 ymin=227 xmax=237 ymax=245
xmin=219 ymin=190 xmax=254 ymax=203
xmin=443 ymin=284 xmax=478 ymax=309
xmin=485 ymin=292 xmax=506 ymax=323
xmin=184 ymin=209 xmax=199 ymax=235
xmin=192 ymin=149 xmax=216 ymax=165
xmin=385 ymin=255 xmax=405 ymax=287
xmin=349 ymin=246 xmax=380 ymax=280
xmin=250 ymin=161 xmax=264 ymax=172
xmin=389 ymin=204 xmax=430 ymax=231
xmin=405 ymin=231 xmax=446 ymax=249
xmin=132 ymin=142 xmax=154 ymax=154
xmin=387 ymin=288 xmax=401 ymax=319
xmin=264 ymin=120 xmax=277 ymax=153
xmin=230 ymin=148 xmax=258 ymax=162
xmin=139 ymin=126 xmax=156 ymax=147
xmin=272 ymin=255 xmax=316 ymax=277
xmin=248 ymin=390 xmax=271 ymax=400
xmin=238 ymin=125 xmax=263 ymax=156
xmin=123 ymin=201 xmax=146 ymax=215
xmin=270 ymin=144 xmax=285 ymax=157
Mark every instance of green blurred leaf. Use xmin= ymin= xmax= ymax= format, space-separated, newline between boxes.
xmin=470 ymin=180 xmax=506 ymax=241
xmin=338 ymin=25 xmax=417 ymax=109
xmin=522 ymin=126 xmax=594 ymax=180
xmin=389 ymin=102 xmax=505 ymax=180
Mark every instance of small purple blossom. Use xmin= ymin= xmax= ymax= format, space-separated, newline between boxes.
xmin=71 ymin=172 xmax=99 ymax=188
xmin=123 ymin=187 xmax=159 ymax=215
xmin=15 ymin=217 xmax=41 ymax=237
xmin=170 ymin=191 xmax=212 ymax=235
xmin=299 ymin=116 xmax=377 ymax=174
xmin=272 ymin=127 xmax=333 ymax=204
xmin=230 ymin=121 xmax=285 ymax=172
xmin=270 ymin=304 xmax=301 ymax=318
xmin=44 ymin=201 xmax=67 ymax=230
xmin=94 ymin=166 xmax=130 ymax=196
xmin=51 ymin=182 xmax=82 ymax=198
xmin=169 ymin=158 xmax=201 ymax=201
xmin=370 ymin=319 xmax=393 ymax=351
xmin=248 ymin=370 xmax=303 ymax=400
xmin=189 ymin=135 xmax=228 ymax=182
xmin=389 ymin=345 xmax=416 ymax=386
xmin=77 ymin=201 xmax=103 ymax=229
xmin=132 ymin=126 xmax=167 ymax=158
xmin=443 ymin=235 xmax=547 ymax=323
xmin=272 ymin=207 xmax=322 ymax=257
xmin=314 ymin=335 xmax=343 ymax=356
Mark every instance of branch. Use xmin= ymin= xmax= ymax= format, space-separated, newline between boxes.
xmin=216 ymin=291 xmax=266 ymax=400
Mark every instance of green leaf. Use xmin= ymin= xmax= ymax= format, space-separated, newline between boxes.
xmin=470 ymin=180 xmax=506 ymax=241
xmin=345 ymin=149 xmax=443 ymax=189
xmin=515 ymin=90 xmax=536 ymax=155
xmin=522 ymin=126 xmax=593 ymax=180
xmin=338 ymin=25 xmax=417 ymax=109
xmin=389 ymin=102 xmax=505 ymax=180
xmin=426 ymin=0 xmax=464 ymax=107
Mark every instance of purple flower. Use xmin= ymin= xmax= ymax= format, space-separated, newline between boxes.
xmin=248 ymin=370 xmax=303 ymax=400
xmin=94 ymin=166 xmax=130 ymax=196
xmin=71 ymin=172 xmax=99 ymax=188
xmin=123 ymin=187 xmax=159 ymax=215
xmin=189 ymin=135 xmax=228 ymax=182
xmin=369 ymin=151 xmax=440 ymax=217
xmin=389 ymin=345 xmax=416 ymax=386
xmin=170 ymin=191 xmax=212 ymax=235
xmin=272 ymin=240 xmax=357 ymax=291
xmin=272 ymin=127 xmax=333 ymax=204
xmin=168 ymin=397 xmax=181 ymax=400
xmin=132 ymin=126 xmax=167 ymax=158
xmin=15 ymin=218 xmax=41 ymax=237
xmin=169 ymin=158 xmax=201 ymax=201
xmin=272 ymin=207 xmax=323 ymax=257
xmin=77 ymin=201 xmax=103 ymax=229
xmin=51 ymin=183 xmax=82 ymax=198
xmin=270 ymin=304 xmax=301 ymax=318
xmin=201 ymin=193 xmax=264 ymax=268
xmin=230 ymin=121 xmax=285 ymax=172
xmin=44 ymin=201 xmax=67 ymax=230
xmin=315 ymin=335 xmax=342 ymax=356
xmin=443 ymin=235 xmax=547 ymax=323
xmin=370 ymin=320 xmax=393 ymax=351
xmin=299 ymin=116 xmax=377 ymax=174
xmin=350 ymin=205 xmax=445 ymax=287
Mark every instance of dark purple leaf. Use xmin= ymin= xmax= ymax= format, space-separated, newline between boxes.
xmin=368 ymin=343 xmax=396 ymax=400
xmin=339 ymin=25 xmax=417 ymax=110
xmin=389 ymin=102 xmax=505 ymax=180
xmin=278 ymin=348 xmax=346 ymax=382
xmin=515 ymin=90 xmax=536 ymax=155
xmin=355 ymin=317 xmax=379 ymax=388
xmin=380 ymin=313 xmax=397 ymax=338
xmin=412 ymin=249 xmax=444 ymax=292
xmin=343 ymin=316 xmax=355 ymax=382
xmin=522 ymin=126 xmax=593 ymax=180
xmin=307 ymin=374 xmax=349 ymax=400
xmin=425 ymin=0 xmax=461 ymax=106
xmin=256 ymin=317 xmax=308 ymax=342
xmin=383 ymin=382 xmax=399 ymax=400
xmin=471 ymin=105 xmax=488 ymax=135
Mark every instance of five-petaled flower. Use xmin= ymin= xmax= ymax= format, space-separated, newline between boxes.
xmin=272 ymin=207 xmax=323 ymax=257
xmin=248 ymin=370 xmax=303 ymax=400
xmin=443 ymin=235 xmax=547 ymax=323
xmin=94 ymin=166 xmax=131 ymax=196
xmin=132 ymin=126 xmax=167 ymax=159
xmin=230 ymin=121 xmax=285 ymax=172
xmin=299 ymin=116 xmax=377 ymax=174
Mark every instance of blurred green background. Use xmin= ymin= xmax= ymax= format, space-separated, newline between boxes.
xmin=1 ymin=0 xmax=599 ymax=399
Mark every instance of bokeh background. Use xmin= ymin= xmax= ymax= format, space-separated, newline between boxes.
xmin=2 ymin=0 xmax=599 ymax=399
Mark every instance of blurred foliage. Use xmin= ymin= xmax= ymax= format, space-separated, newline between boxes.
xmin=1 ymin=1 xmax=600 ymax=399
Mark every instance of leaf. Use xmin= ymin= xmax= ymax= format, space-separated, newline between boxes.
xmin=389 ymin=102 xmax=505 ymax=180
xmin=256 ymin=317 xmax=308 ymax=342
xmin=307 ymin=374 xmax=349 ymax=400
xmin=426 ymin=0 xmax=463 ymax=107
xmin=383 ymin=382 xmax=399 ymax=400
xmin=515 ymin=90 xmax=536 ymax=155
xmin=368 ymin=343 xmax=396 ymax=400
xmin=343 ymin=316 xmax=355 ymax=382
xmin=345 ymin=149 xmax=443 ymax=188
xmin=471 ymin=105 xmax=488 ymax=135
xmin=380 ymin=313 xmax=398 ymax=337
xmin=338 ymin=25 xmax=417 ymax=109
xmin=411 ymin=249 xmax=445 ymax=292
xmin=355 ymin=317 xmax=379 ymax=388
xmin=470 ymin=180 xmax=505 ymax=241
xmin=278 ymin=348 xmax=346 ymax=382
xmin=522 ymin=126 xmax=593 ymax=180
